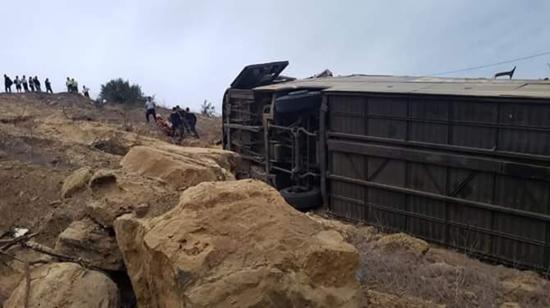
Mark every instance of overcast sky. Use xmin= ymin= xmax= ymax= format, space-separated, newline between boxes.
xmin=1 ymin=0 xmax=549 ymax=111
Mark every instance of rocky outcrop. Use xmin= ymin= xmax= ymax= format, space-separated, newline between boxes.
xmin=55 ymin=218 xmax=123 ymax=271
xmin=61 ymin=167 xmax=93 ymax=198
xmin=114 ymin=179 xmax=363 ymax=308
xmin=4 ymin=262 xmax=119 ymax=308
xmin=120 ymin=146 xmax=238 ymax=190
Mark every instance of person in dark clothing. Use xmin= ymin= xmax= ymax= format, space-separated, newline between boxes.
xmin=169 ymin=107 xmax=185 ymax=143
xmin=29 ymin=75 xmax=35 ymax=92
xmin=22 ymin=75 xmax=29 ymax=92
xmin=66 ymin=77 xmax=72 ymax=92
xmin=175 ymin=106 xmax=190 ymax=134
xmin=45 ymin=78 xmax=53 ymax=94
xmin=33 ymin=76 xmax=41 ymax=92
xmin=14 ymin=76 xmax=22 ymax=93
xmin=184 ymin=107 xmax=199 ymax=138
xmin=4 ymin=75 xmax=13 ymax=93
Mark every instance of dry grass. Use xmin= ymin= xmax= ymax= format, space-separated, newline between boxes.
xmin=347 ymin=226 xmax=550 ymax=308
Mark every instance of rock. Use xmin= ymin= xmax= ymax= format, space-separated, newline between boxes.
xmin=157 ymin=144 xmax=240 ymax=174
xmin=375 ymin=233 xmax=430 ymax=257
xmin=91 ymin=137 xmax=129 ymax=156
xmin=55 ymin=218 xmax=124 ymax=271
xmin=89 ymin=169 xmax=117 ymax=191
xmin=0 ymin=262 xmax=21 ymax=304
xmin=120 ymin=146 xmax=237 ymax=190
xmin=61 ymin=167 xmax=93 ymax=198
xmin=85 ymin=173 xmax=176 ymax=227
xmin=86 ymin=198 xmax=132 ymax=228
xmin=4 ymin=262 xmax=119 ymax=308
xmin=306 ymin=213 xmax=378 ymax=242
xmin=366 ymin=290 xmax=445 ymax=308
xmin=114 ymin=179 xmax=363 ymax=308
xmin=134 ymin=203 xmax=150 ymax=218
xmin=306 ymin=213 xmax=357 ymax=240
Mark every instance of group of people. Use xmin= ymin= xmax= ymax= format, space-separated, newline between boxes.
xmin=144 ymin=97 xmax=199 ymax=143
xmin=65 ymin=77 xmax=86 ymax=96
xmin=4 ymin=74 xmax=53 ymax=94
xmin=3 ymin=74 xmax=91 ymax=98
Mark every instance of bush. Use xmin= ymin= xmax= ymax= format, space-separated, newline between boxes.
xmin=99 ymin=79 xmax=145 ymax=105
xmin=200 ymin=100 xmax=216 ymax=117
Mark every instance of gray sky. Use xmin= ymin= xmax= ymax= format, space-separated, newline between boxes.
xmin=2 ymin=0 xmax=549 ymax=111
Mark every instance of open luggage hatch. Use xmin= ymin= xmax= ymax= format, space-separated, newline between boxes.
xmin=230 ymin=61 xmax=289 ymax=89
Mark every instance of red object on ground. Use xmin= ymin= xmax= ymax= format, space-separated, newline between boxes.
xmin=155 ymin=115 xmax=173 ymax=137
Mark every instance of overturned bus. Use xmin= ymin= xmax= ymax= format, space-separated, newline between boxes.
xmin=223 ymin=61 xmax=550 ymax=272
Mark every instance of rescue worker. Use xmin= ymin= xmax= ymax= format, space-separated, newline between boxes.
xmin=14 ymin=76 xmax=22 ymax=93
xmin=144 ymin=97 xmax=156 ymax=122
xmin=33 ymin=76 xmax=41 ymax=92
xmin=175 ymin=106 xmax=190 ymax=134
xmin=4 ymin=74 xmax=13 ymax=93
xmin=66 ymin=77 xmax=72 ymax=92
xmin=22 ymin=75 xmax=29 ymax=92
xmin=185 ymin=107 xmax=199 ymax=138
xmin=169 ymin=107 xmax=184 ymax=143
xmin=45 ymin=78 xmax=53 ymax=94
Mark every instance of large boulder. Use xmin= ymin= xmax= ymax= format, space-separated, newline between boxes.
xmin=4 ymin=262 xmax=119 ymax=308
xmin=55 ymin=218 xmax=124 ymax=271
xmin=114 ymin=179 xmax=363 ymax=307
xmin=120 ymin=146 xmax=238 ymax=190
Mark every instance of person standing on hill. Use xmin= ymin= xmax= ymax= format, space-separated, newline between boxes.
xmin=14 ymin=76 xmax=22 ymax=93
xmin=175 ymin=106 xmax=190 ymax=133
xmin=4 ymin=74 xmax=13 ymax=93
xmin=29 ymin=75 xmax=35 ymax=92
xmin=33 ymin=76 xmax=41 ymax=92
xmin=71 ymin=78 xmax=78 ymax=93
xmin=82 ymin=85 xmax=90 ymax=98
xmin=45 ymin=78 xmax=53 ymax=94
xmin=22 ymin=75 xmax=29 ymax=92
xmin=66 ymin=77 xmax=72 ymax=92
xmin=185 ymin=107 xmax=199 ymax=138
xmin=169 ymin=107 xmax=184 ymax=143
xmin=145 ymin=97 xmax=156 ymax=122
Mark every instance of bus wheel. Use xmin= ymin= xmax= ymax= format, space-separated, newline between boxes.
xmin=279 ymin=186 xmax=322 ymax=211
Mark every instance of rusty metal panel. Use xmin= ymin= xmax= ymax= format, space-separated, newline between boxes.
xmin=325 ymin=92 xmax=550 ymax=272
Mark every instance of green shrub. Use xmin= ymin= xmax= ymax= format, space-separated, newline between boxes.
xmin=99 ymin=79 xmax=145 ymax=105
